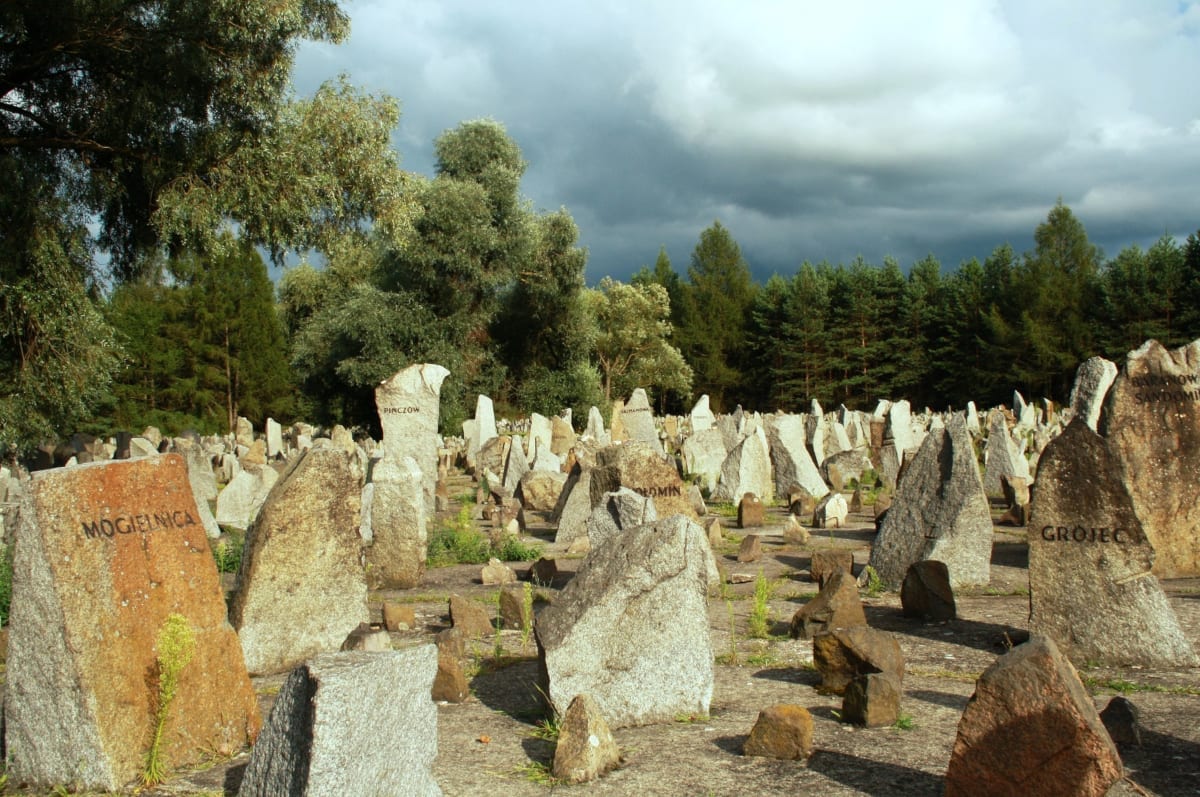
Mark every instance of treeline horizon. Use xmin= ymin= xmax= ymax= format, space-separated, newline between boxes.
xmin=90 ymin=194 xmax=1200 ymax=445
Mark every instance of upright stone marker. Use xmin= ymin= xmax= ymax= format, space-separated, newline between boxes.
xmin=590 ymin=441 xmax=697 ymax=520
xmin=766 ymin=414 xmax=829 ymax=500
xmin=680 ymin=427 xmax=727 ymax=494
xmin=376 ymin=363 xmax=450 ymax=505
xmin=1102 ymin=338 xmax=1200 ymax=577
xmin=1070 ymin=356 xmax=1118 ymax=432
xmin=715 ymin=426 xmax=774 ymax=504
xmin=619 ymin=388 xmax=660 ymax=448
xmin=366 ymin=455 xmax=428 ymax=589
xmin=230 ymin=443 xmax=369 ymax=675
xmin=1029 ymin=419 xmax=1197 ymax=667
xmin=536 ymin=515 xmax=713 ymax=728
xmin=690 ymin=394 xmax=716 ymax=433
xmin=869 ymin=414 xmax=992 ymax=589
xmin=982 ymin=411 xmax=1030 ymax=496
xmin=5 ymin=455 xmax=260 ymax=790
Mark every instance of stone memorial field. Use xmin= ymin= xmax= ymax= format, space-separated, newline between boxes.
xmin=0 ymin=348 xmax=1197 ymax=796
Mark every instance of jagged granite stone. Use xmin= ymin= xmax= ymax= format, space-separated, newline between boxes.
xmin=230 ymin=444 xmax=368 ymax=675
xmin=1029 ymin=418 xmax=1197 ymax=667
xmin=238 ymin=648 xmax=440 ymax=797
xmin=868 ymin=414 xmax=992 ymax=589
xmin=535 ymin=515 xmax=713 ymax=728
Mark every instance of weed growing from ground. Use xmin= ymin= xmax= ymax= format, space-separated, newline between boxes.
xmin=427 ymin=506 xmax=491 ymax=566
xmin=512 ymin=761 xmax=557 ymax=785
xmin=494 ymin=536 xmax=543 ymax=562
xmin=861 ymin=565 xmax=886 ymax=597
xmin=747 ymin=572 xmax=777 ymax=638
xmin=427 ymin=506 xmax=544 ymax=566
xmin=892 ymin=713 xmax=915 ymax=730
xmin=143 ymin=613 xmax=196 ymax=786
xmin=210 ymin=532 xmax=244 ymax=574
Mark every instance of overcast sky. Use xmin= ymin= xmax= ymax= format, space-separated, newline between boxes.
xmin=290 ymin=1 xmax=1200 ymax=284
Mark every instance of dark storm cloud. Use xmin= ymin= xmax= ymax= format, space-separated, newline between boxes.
xmin=290 ymin=1 xmax=1200 ymax=282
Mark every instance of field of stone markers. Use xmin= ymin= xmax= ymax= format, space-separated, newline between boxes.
xmin=2 ymin=344 xmax=1199 ymax=796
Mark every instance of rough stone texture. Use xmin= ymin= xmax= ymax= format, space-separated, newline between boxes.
xmin=528 ymin=556 xmax=558 ymax=585
xmin=590 ymin=441 xmax=697 ymax=520
xmin=876 ymin=442 xmax=902 ymax=490
xmin=809 ymin=549 xmax=854 ymax=588
xmin=449 ymin=594 xmax=494 ymax=638
xmin=382 ymin=603 xmax=416 ymax=632
xmin=812 ymin=492 xmax=848 ymax=529
xmin=481 ymin=557 xmax=517 ymax=586
xmin=550 ymin=415 xmax=577 ymax=456
xmin=710 ymin=426 xmax=772 ymax=504
xmin=620 ymin=388 xmax=661 ymax=448
xmin=552 ymin=693 xmax=622 ymax=784
xmin=680 ymin=427 xmax=728 ymax=494
xmin=365 ymin=455 xmax=428 ymax=589
xmin=742 ymin=704 xmax=814 ymax=761
xmin=1100 ymin=696 xmax=1141 ymax=747
xmin=535 ymin=515 xmax=713 ymax=729
xmin=239 ymin=438 xmax=267 ymax=467
xmin=1070 ymin=356 xmax=1118 ymax=431
xmin=886 ymin=400 xmax=915 ymax=456
xmin=265 ymin=417 xmax=284 ymax=459
xmin=812 ymin=626 xmax=904 ymax=696
xmin=736 ymin=534 xmax=763 ymax=563
xmin=5 ymin=455 xmax=259 ymax=791
xmin=215 ymin=465 xmax=278 ymax=530
xmin=900 ymin=560 xmax=957 ymax=620
xmin=476 ymin=436 xmax=510 ymax=492
xmin=179 ymin=441 xmax=221 ymax=539
xmin=1029 ymin=418 xmax=1197 ymax=667
xmin=1103 ymin=338 xmax=1200 ymax=577
xmin=706 ymin=518 xmax=724 ymax=548
xmin=583 ymin=405 xmax=608 ymax=443
xmin=842 ymin=672 xmax=902 ymax=728
xmin=340 ymin=624 xmax=391 ymax=652
xmin=472 ymin=394 xmax=499 ymax=464
xmin=868 ymin=415 xmax=992 ymax=589
xmin=690 ymin=394 xmax=717 ymax=433
xmin=982 ymin=411 xmax=1031 ymax=496
xmin=432 ymin=630 xmax=468 ymax=704
xmin=528 ymin=413 xmax=553 ymax=460
xmin=518 ymin=469 xmax=567 ymax=511
xmin=501 ymin=434 xmax=530 ymax=496
xmin=238 ymin=648 xmax=441 ymax=797
xmin=499 ymin=585 xmax=532 ymax=630
xmin=587 ymin=488 xmax=658 ymax=551
xmin=236 ymin=416 xmax=254 ymax=447
xmin=432 ymin=648 xmax=468 ymax=704
xmin=737 ymin=493 xmax=764 ymax=528
xmin=789 ymin=570 xmax=866 ymax=639
xmin=821 ymin=449 xmax=871 ymax=493
xmin=230 ymin=444 xmax=368 ymax=675
xmin=552 ymin=465 xmax=593 ymax=545
xmin=782 ymin=515 xmax=810 ymax=546
xmin=944 ymin=635 xmax=1122 ymax=797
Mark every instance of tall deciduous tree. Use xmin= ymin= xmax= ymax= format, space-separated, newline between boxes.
xmin=1 ymin=0 xmax=409 ymax=454
xmin=588 ymin=278 xmax=692 ymax=404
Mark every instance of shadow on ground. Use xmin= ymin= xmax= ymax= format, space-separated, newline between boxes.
xmin=807 ymin=749 xmax=943 ymax=796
